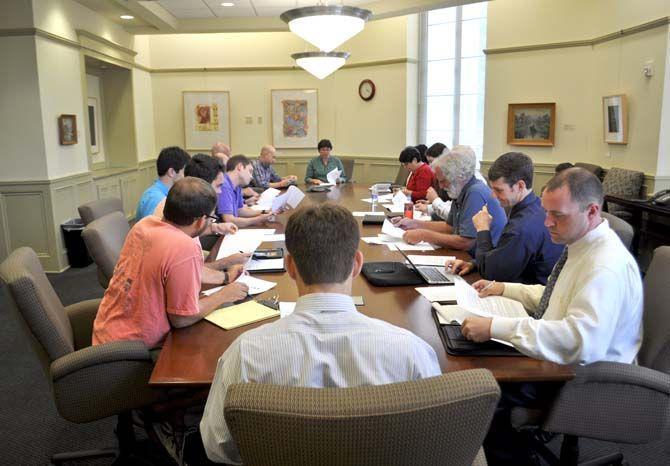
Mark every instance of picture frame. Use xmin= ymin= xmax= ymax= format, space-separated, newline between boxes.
xmin=87 ymin=97 xmax=101 ymax=155
xmin=183 ymin=91 xmax=231 ymax=150
xmin=58 ymin=114 xmax=77 ymax=145
xmin=271 ymin=89 xmax=318 ymax=149
xmin=603 ymin=94 xmax=628 ymax=144
xmin=506 ymin=102 xmax=556 ymax=146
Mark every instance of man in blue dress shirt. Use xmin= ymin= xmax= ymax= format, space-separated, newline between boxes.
xmin=447 ymin=152 xmax=564 ymax=284
xmin=393 ymin=145 xmax=506 ymax=256
xmin=135 ymin=146 xmax=190 ymax=220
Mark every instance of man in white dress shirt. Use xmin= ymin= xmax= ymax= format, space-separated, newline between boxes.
xmin=460 ymin=167 xmax=643 ymax=464
xmin=199 ymin=203 xmax=441 ymax=465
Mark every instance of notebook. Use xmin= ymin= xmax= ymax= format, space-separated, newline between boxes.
xmin=205 ymin=301 xmax=279 ymax=330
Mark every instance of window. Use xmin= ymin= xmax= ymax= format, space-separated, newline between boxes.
xmin=419 ymin=3 xmax=487 ymax=161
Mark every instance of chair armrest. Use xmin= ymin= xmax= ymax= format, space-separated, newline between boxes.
xmin=65 ymin=299 xmax=102 ymax=350
xmin=542 ymin=361 xmax=670 ymax=443
xmin=51 ymin=340 xmax=152 ymax=381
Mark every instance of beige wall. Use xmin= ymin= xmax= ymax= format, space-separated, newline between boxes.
xmin=484 ymin=0 xmax=669 ymax=184
xmin=133 ymin=68 xmax=157 ymax=162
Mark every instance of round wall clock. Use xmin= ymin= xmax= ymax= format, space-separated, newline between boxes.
xmin=358 ymin=79 xmax=376 ymax=101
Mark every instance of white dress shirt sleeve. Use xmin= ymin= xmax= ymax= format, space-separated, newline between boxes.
xmin=491 ymin=267 xmax=625 ymax=364
xmin=411 ymin=340 xmax=442 ymax=378
xmin=200 ymin=342 xmax=244 ymax=465
xmin=430 ymin=197 xmax=451 ymax=221
xmin=501 ymin=282 xmax=544 ymax=313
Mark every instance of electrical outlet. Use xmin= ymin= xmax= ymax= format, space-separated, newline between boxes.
xmin=605 ymin=151 xmax=611 ymax=158
xmin=244 ymin=116 xmax=253 ymax=124
xmin=257 ymin=116 xmax=263 ymax=124
xmin=643 ymin=60 xmax=654 ymax=77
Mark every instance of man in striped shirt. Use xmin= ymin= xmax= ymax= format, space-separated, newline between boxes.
xmin=199 ymin=204 xmax=441 ymax=464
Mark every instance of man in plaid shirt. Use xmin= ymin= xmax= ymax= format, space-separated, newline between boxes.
xmin=251 ymin=145 xmax=297 ymax=189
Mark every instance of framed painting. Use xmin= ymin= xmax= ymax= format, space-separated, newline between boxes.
xmin=603 ymin=94 xmax=628 ymax=144
xmin=271 ymin=89 xmax=318 ymax=148
xmin=507 ymin=103 xmax=556 ymax=146
xmin=183 ymin=91 xmax=231 ymax=150
xmin=58 ymin=114 xmax=77 ymax=145
xmin=87 ymin=97 xmax=101 ymax=155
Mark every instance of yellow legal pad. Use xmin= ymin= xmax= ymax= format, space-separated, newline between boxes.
xmin=205 ymin=301 xmax=280 ymax=330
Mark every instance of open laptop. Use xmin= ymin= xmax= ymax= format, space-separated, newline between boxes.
xmin=395 ymin=246 xmax=454 ymax=285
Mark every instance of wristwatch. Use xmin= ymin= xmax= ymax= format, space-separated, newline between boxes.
xmin=222 ymin=271 xmax=229 ymax=285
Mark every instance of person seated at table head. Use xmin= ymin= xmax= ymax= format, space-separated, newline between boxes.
xmin=136 ymin=146 xmax=190 ymax=221
xmin=446 ymin=152 xmax=564 ymax=285
xmin=305 ymin=139 xmax=347 ymax=185
xmin=398 ymin=146 xmax=435 ymax=202
xmin=199 ymin=203 xmax=441 ymax=464
xmin=92 ymin=177 xmax=249 ymax=350
xmin=392 ymin=145 xmax=506 ymax=256
xmin=460 ymin=168 xmax=643 ymax=465
xmin=218 ymin=154 xmax=273 ymax=227
xmin=250 ymin=145 xmax=298 ymax=189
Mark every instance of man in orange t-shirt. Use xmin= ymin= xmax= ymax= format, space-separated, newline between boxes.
xmin=93 ymin=177 xmax=248 ymax=349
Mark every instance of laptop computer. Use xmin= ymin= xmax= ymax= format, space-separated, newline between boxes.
xmin=395 ymin=246 xmax=454 ymax=285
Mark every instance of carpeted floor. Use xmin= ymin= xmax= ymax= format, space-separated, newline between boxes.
xmin=0 ymin=262 xmax=668 ymax=465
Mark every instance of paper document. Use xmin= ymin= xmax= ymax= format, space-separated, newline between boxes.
xmin=216 ymin=230 xmax=266 ymax=260
xmin=392 ymin=190 xmax=409 ymax=205
xmin=378 ymin=193 xmax=394 ymax=202
xmin=205 ymin=301 xmax=279 ymax=330
xmin=271 ymin=185 xmax=305 ymax=212
xmin=279 ymin=302 xmax=296 ymax=318
xmin=433 ymin=303 xmax=476 ymax=325
xmin=236 ymin=274 xmax=277 ymax=295
xmin=246 ymin=257 xmax=284 ymax=272
xmin=262 ymin=234 xmax=285 ymax=242
xmin=416 ymin=286 xmax=459 ymax=302
xmin=352 ymin=211 xmax=386 ymax=217
xmin=454 ymin=278 xmax=528 ymax=318
xmin=381 ymin=219 xmax=405 ymax=239
xmin=326 ymin=167 xmax=341 ymax=185
xmin=407 ymin=255 xmax=455 ymax=266
xmin=386 ymin=242 xmax=435 ymax=251
xmin=361 ymin=236 xmax=386 ymax=245
xmin=256 ymin=188 xmax=281 ymax=209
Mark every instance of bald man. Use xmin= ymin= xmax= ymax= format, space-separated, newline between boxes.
xmin=251 ymin=145 xmax=298 ymax=189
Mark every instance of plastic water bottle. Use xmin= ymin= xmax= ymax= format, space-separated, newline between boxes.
xmin=371 ymin=185 xmax=378 ymax=207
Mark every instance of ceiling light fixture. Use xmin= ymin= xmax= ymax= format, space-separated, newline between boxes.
xmin=281 ymin=5 xmax=372 ymax=53
xmin=291 ymin=51 xmax=350 ymax=80
xmin=119 ymin=14 xmax=134 ymax=20
xmin=221 ymin=2 xmax=235 ymax=6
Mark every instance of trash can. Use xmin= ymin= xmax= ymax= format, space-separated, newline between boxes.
xmin=61 ymin=218 xmax=93 ymax=267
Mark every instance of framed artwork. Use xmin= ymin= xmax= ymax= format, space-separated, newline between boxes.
xmin=58 ymin=114 xmax=77 ymax=145
xmin=183 ymin=91 xmax=231 ymax=150
xmin=603 ymin=94 xmax=628 ymax=144
xmin=87 ymin=97 xmax=101 ymax=155
xmin=271 ymin=89 xmax=318 ymax=148
xmin=507 ymin=102 xmax=556 ymax=146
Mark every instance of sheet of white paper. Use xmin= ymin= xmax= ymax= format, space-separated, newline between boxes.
xmin=279 ymin=302 xmax=296 ymax=318
xmin=361 ymin=236 xmax=386 ymax=245
xmin=246 ymin=257 xmax=284 ymax=272
xmin=316 ymin=182 xmax=335 ymax=188
xmin=378 ymin=193 xmax=394 ymax=202
xmin=392 ymin=190 xmax=409 ymax=205
xmin=216 ymin=230 xmax=266 ymax=260
xmin=386 ymin=242 xmax=435 ymax=251
xmin=414 ymin=212 xmax=433 ymax=221
xmin=262 ymin=234 xmax=285 ymax=242
xmin=236 ymin=274 xmax=277 ymax=295
xmin=407 ymin=255 xmax=456 ymax=266
xmin=326 ymin=167 xmax=341 ymax=185
xmin=352 ymin=211 xmax=386 ymax=217
xmin=250 ymin=204 xmax=265 ymax=211
xmin=415 ymin=285 xmax=459 ymax=302
xmin=433 ymin=303 xmax=475 ymax=325
xmin=271 ymin=192 xmax=288 ymax=213
xmin=256 ymin=188 xmax=281 ymax=209
xmin=201 ymin=285 xmax=223 ymax=297
xmin=454 ymin=277 xmax=527 ymax=318
xmin=285 ymin=185 xmax=305 ymax=208
xmin=381 ymin=219 xmax=405 ymax=239
xmin=360 ymin=198 xmax=373 ymax=203
xmin=253 ymin=229 xmax=276 ymax=235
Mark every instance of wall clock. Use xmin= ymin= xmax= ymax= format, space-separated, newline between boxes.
xmin=358 ymin=79 xmax=376 ymax=101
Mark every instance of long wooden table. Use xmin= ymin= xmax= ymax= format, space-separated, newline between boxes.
xmin=150 ymin=184 xmax=574 ymax=387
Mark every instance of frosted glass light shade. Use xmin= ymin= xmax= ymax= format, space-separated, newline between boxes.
xmin=281 ymin=6 xmax=372 ymax=53
xmin=292 ymin=52 xmax=350 ymax=80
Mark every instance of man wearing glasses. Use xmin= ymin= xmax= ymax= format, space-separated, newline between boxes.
xmin=92 ymin=177 xmax=248 ymax=349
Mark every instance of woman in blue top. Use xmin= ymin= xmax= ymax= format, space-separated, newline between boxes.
xmin=305 ymin=139 xmax=346 ymax=185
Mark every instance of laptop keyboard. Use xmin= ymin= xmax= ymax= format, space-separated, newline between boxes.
xmin=419 ymin=267 xmax=452 ymax=283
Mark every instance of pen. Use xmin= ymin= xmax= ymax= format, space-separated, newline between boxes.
xmin=480 ymin=280 xmax=496 ymax=292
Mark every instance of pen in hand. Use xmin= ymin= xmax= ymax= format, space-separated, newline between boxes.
xmin=480 ymin=280 xmax=496 ymax=293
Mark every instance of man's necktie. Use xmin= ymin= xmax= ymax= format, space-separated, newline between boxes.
xmin=534 ymin=248 xmax=568 ymax=319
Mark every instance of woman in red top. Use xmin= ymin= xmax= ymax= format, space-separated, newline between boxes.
xmin=399 ymin=146 xmax=435 ymax=202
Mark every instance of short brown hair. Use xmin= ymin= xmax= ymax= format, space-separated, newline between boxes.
xmin=285 ymin=204 xmax=360 ymax=285
xmin=164 ymin=177 xmax=217 ymax=226
xmin=545 ymin=167 xmax=603 ymax=209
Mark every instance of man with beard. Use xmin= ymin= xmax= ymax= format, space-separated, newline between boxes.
xmin=92 ymin=177 xmax=248 ymax=349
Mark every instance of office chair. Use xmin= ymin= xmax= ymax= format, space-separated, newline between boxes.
xmin=0 ymin=247 xmax=163 ymax=465
xmin=511 ymin=246 xmax=670 ymax=465
xmin=393 ymin=165 xmax=410 ymax=186
xmin=224 ymin=369 xmax=500 ymax=466
xmin=341 ymin=158 xmax=355 ymax=182
xmin=78 ymin=197 xmax=125 ymax=226
xmin=602 ymin=168 xmax=645 ymax=221
xmin=601 ymin=212 xmax=634 ymax=250
xmin=82 ymin=211 xmax=130 ymax=289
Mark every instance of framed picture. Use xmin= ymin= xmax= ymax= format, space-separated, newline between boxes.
xmin=603 ymin=94 xmax=628 ymax=144
xmin=183 ymin=91 xmax=231 ymax=150
xmin=507 ymin=103 xmax=556 ymax=146
xmin=87 ymin=97 xmax=101 ymax=155
xmin=58 ymin=114 xmax=77 ymax=145
xmin=271 ymin=89 xmax=318 ymax=149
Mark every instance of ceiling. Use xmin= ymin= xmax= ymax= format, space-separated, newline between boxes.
xmin=73 ymin=0 xmax=485 ymax=34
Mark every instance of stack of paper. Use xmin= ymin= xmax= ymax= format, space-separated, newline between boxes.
xmin=250 ymin=188 xmax=281 ymax=211
xmin=271 ymin=185 xmax=305 ymax=212
xmin=205 ymin=301 xmax=279 ymax=330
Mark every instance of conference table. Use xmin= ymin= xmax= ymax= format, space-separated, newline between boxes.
xmin=150 ymin=184 xmax=574 ymax=387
